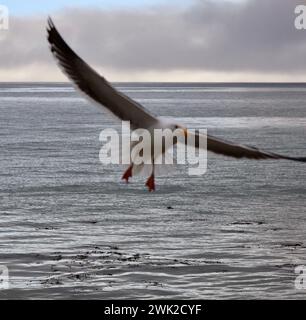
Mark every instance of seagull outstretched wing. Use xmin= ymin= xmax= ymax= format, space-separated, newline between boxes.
xmin=47 ymin=18 xmax=157 ymax=129
xmin=187 ymin=130 xmax=306 ymax=162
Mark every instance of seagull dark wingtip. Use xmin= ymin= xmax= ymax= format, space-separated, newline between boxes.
xmin=291 ymin=157 xmax=306 ymax=163
xmin=47 ymin=17 xmax=54 ymax=28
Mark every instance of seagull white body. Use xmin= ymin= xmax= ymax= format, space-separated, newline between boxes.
xmin=122 ymin=119 xmax=182 ymax=190
xmin=47 ymin=18 xmax=306 ymax=191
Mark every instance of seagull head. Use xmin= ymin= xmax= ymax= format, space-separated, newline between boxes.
xmin=174 ymin=124 xmax=188 ymax=138
xmin=158 ymin=120 xmax=188 ymax=138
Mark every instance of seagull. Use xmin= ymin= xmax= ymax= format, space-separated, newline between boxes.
xmin=46 ymin=18 xmax=306 ymax=191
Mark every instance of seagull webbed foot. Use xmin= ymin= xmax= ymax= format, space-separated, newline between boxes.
xmin=122 ymin=165 xmax=133 ymax=183
xmin=146 ymin=174 xmax=155 ymax=192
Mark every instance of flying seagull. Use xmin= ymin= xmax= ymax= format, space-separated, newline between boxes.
xmin=46 ymin=18 xmax=306 ymax=191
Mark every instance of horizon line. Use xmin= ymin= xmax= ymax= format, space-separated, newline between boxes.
xmin=1 ymin=81 xmax=306 ymax=85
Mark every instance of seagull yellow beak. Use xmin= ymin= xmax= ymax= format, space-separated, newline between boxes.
xmin=178 ymin=126 xmax=188 ymax=138
xmin=183 ymin=128 xmax=188 ymax=138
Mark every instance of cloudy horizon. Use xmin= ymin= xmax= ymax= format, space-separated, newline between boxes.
xmin=0 ymin=0 xmax=305 ymax=82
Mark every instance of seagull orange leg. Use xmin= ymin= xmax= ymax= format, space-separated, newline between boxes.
xmin=146 ymin=173 xmax=155 ymax=192
xmin=122 ymin=164 xmax=133 ymax=183
xmin=146 ymin=162 xmax=155 ymax=192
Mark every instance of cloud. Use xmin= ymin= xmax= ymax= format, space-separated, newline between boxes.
xmin=0 ymin=0 xmax=305 ymax=81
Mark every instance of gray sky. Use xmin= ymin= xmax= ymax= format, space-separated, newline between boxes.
xmin=0 ymin=0 xmax=305 ymax=82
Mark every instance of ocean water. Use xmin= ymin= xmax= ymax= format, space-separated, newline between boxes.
xmin=0 ymin=82 xmax=306 ymax=299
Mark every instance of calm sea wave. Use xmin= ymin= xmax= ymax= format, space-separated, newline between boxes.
xmin=0 ymin=82 xmax=306 ymax=299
